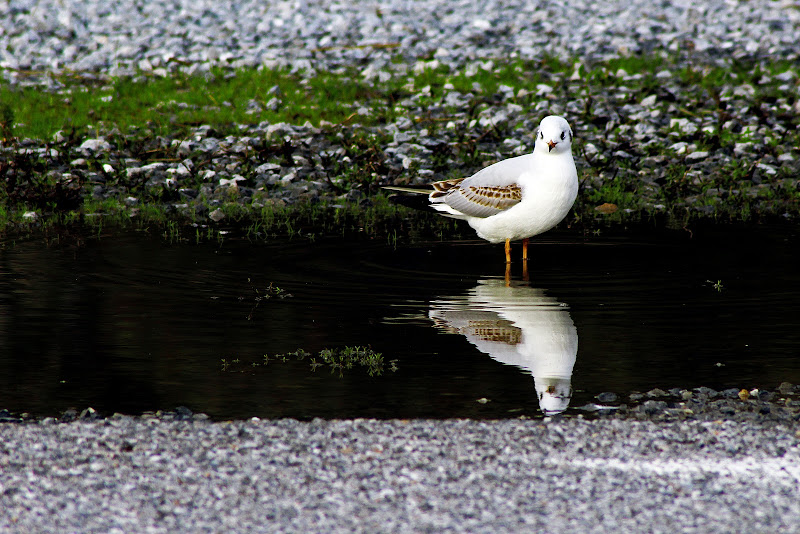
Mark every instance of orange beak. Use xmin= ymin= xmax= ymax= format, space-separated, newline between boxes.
xmin=547 ymin=140 xmax=557 ymax=152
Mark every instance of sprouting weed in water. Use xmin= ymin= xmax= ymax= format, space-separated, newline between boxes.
xmin=706 ymin=279 xmax=724 ymax=292
xmin=288 ymin=349 xmax=310 ymax=360
xmin=247 ymin=280 xmax=294 ymax=320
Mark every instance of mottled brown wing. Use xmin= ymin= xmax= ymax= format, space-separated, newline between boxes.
xmin=430 ymin=178 xmax=465 ymax=197
xmin=467 ymin=319 xmax=521 ymax=344
xmin=432 ymin=181 xmax=522 ymax=218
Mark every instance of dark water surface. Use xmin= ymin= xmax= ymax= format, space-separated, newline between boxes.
xmin=2 ymin=225 xmax=799 ymax=420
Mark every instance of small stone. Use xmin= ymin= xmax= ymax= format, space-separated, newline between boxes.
xmin=695 ymin=387 xmax=718 ymax=398
xmin=0 ymin=409 xmax=20 ymax=423
xmin=255 ymin=162 xmax=281 ymax=174
xmin=778 ymin=382 xmax=797 ymax=396
xmin=757 ymin=390 xmax=774 ymax=402
xmin=640 ymin=94 xmax=657 ymax=108
xmin=126 ymin=167 xmax=145 ymax=178
xmin=733 ymin=84 xmax=756 ymax=98
xmin=639 ymin=400 xmax=668 ymax=415
xmin=174 ymin=406 xmax=194 ymax=420
xmin=670 ymin=142 xmax=689 ymax=153
xmin=265 ymin=97 xmax=281 ymax=111
xmin=79 ymin=138 xmax=112 ymax=154
xmin=756 ymin=163 xmax=777 ymax=175
xmin=670 ymin=118 xmax=698 ymax=135
xmin=686 ymin=151 xmax=709 ymax=160
xmin=641 ymin=155 xmax=666 ymax=168
xmin=209 ymin=208 xmax=225 ymax=222
xmin=220 ymin=176 xmax=246 ymax=187
xmin=79 ymin=407 xmax=99 ymax=420
xmin=595 ymin=203 xmax=618 ymax=214
xmin=595 ymin=392 xmax=618 ymax=403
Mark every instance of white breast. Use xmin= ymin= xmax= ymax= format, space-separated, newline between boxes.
xmin=467 ymin=154 xmax=578 ymax=243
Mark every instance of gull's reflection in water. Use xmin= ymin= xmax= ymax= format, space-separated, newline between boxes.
xmin=429 ymin=278 xmax=578 ymax=416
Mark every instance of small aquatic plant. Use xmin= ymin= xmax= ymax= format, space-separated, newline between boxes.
xmin=706 ymin=279 xmax=724 ymax=292
xmin=224 ymin=345 xmax=391 ymax=377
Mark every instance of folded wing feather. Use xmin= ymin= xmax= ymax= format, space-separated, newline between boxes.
xmin=429 ymin=153 xmax=533 ymax=218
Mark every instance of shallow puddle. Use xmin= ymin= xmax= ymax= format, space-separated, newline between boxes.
xmin=1 ymin=224 xmax=799 ymax=419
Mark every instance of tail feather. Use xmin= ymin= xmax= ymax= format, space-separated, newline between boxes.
xmin=381 ymin=185 xmax=432 ymax=195
xmin=384 ymin=183 xmax=469 ymax=218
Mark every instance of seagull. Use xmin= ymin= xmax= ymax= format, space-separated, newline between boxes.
xmin=428 ymin=278 xmax=578 ymax=416
xmin=387 ymin=115 xmax=579 ymax=264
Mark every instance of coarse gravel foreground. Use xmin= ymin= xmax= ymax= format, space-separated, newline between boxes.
xmin=2 ymin=416 xmax=800 ymax=532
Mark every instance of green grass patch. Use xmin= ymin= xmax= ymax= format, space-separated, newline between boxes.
xmin=3 ymin=53 xmax=798 ymax=142
xmin=1 ymin=67 xmax=389 ymax=140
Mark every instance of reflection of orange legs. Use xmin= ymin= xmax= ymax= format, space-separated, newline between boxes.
xmin=504 ymin=239 xmax=511 ymax=264
xmin=522 ymin=238 xmax=530 ymax=281
xmin=505 ymin=261 xmax=511 ymax=286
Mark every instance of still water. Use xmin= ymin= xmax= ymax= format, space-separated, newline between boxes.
xmin=1 ymin=225 xmax=799 ymax=419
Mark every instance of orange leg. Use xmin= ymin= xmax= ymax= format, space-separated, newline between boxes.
xmin=505 ymin=262 xmax=511 ymax=286
xmin=522 ymin=238 xmax=530 ymax=262
xmin=504 ymin=239 xmax=511 ymax=264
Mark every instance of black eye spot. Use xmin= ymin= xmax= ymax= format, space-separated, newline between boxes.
xmin=539 ymin=131 xmax=543 ymax=139
xmin=560 ymin=131 xmax=565 ymax=140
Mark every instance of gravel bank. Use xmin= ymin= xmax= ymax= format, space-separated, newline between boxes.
xmin=2 ymin=0 xmax=799 ymax=78
xmin=2 ymin=416 xmax=800 ymax=533
xmin=3 ymin=0 xmax=800 ymax=228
